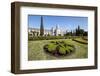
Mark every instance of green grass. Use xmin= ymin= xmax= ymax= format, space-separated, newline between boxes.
xmin=28 ymin=39 xmax=88 ymax=61
xmin=47 ymin=43 xmax=57 ymax=53
xmin=59 ymin=46 xmax=66 ymax=55
xmin=73 ymin=38 xmax=88 ymax=44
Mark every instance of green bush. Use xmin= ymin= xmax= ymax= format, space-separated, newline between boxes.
xmin=50 ymin=41 xmax=56 ymax=43
xmin=65 ymin=46 xmax=74 ymax=53
xmin=28 ymin=36 xmax=65 ymax=41
xmin=68 ymin=46 xmax=74 ymax=51
xmin=44 ymin=44 xmax=48 ymax=50
xmin=58 ymin=46 xmax=66 ymax=55
xmin=72 ymin=38 xmax=87 ymax=44
xmin=47 ymin=44 xmax=57 ymax=53
xmin=44 ymin=41 xmax=75 ymax=56
xmin=65 ymin=47 xmax=70 ymax=54
xmin=28 ymin=37 xmax=33 ymax=41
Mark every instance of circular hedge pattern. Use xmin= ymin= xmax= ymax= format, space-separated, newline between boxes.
xmin=44 ymin=41 xmax=75 ymax=56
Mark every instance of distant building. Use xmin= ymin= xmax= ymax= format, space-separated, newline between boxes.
xmin=28 ymin=16 xmax=64 ymax=37
xmin=55 ymin=25 xmax=61 ymax=36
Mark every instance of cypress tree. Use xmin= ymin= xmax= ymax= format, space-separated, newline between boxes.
xmin=40 ymin=16 xmax=44 ymax=36
xmin=78 ymin=25 xmax=80 ymax=36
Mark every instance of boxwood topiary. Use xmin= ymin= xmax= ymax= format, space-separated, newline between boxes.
xmin=44 ymin=40 xmax=75 ymax=56
xmin=47 ymin=44 xmax=57 ymax=53
xmin=65 ymin=46 xmax=71 ymax=54
xmin=58 ymin=46 xmax=66 ymax=55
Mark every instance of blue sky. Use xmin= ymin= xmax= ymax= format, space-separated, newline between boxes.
xmin=28 ymin=15 xmax=88 ymax=32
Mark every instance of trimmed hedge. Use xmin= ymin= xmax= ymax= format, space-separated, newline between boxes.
xmin=28 ymin=36 xmax=79 ymax=41
xmin=29 ymin=35 xmax=87 ymax=41
xmin=44 ymin=41 xmax=75 ymax=56
xmin=28 ymin=36 xmax=65 ymax=41
xmin=47 ymin=43 xmax=57 ymax=53
xmin=59 ymin=46 xmax=66 ymax=55
xmin=72 ymin=38 xmax=87 ymax=44
xmin=82 ymin=36 xmax=88 ymax=41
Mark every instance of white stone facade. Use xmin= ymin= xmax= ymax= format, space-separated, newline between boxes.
xmin=28 ymin=25 xmax=64 ymax=37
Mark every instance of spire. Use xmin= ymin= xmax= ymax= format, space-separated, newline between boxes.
xmin=40 ymin=16 xmax=44 ymax=36
xmin=51 ymin=27 xmax=54 ymax=31
xmin=56 ymin=24 xmax=59 ymax=30
xmin=78 ymin=25 xmax=80 ymax=30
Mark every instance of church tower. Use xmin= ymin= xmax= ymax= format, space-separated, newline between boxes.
xmin=55 ymin=25 xmax=61 ymax=36
xmin=51 ymin=27 xmax=55 ymax=36
xmin=56 ymin=25 xmax=59 ymax=29
xmin=40 ymin=16 xmax=44 ymax=36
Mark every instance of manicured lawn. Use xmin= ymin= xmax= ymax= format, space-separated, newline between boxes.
xmin=72 ymin=38 xmax=88 ymax=44
xmin=28 ymin=39 xmax=88 ymax=61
